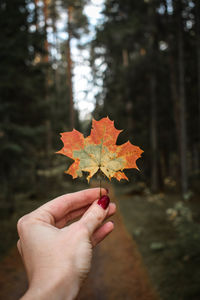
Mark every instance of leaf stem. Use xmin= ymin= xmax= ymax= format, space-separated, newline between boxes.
xmin=100 ymin=177 xmax=102 ymax=198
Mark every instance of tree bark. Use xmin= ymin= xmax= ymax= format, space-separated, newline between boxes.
xmin=168 ymin=51 xmax=181 ymax=183
xmin=150 ymin=73 xmax=158 ymax=192
xmin=195 ymin=0 xmax=200 ymax=171
xmin=43 ymin=0 xmax=49 ymax=63
xmin=51 ymin=0 xmax=59 ymax=90
xmin=148 ymin=3 xmax=159 ymax=192
xmin=177 ymin=2 xmax=188 ymax=196
xmin=34 ymin=0 xmax=39 ymax=30
xmin=67 ymin=6 xmax=75 ymax=130
xmin=43 ymin=0 xmax=52 ymax=157
xmin=122 ymin=48 xmax=129 ymax=67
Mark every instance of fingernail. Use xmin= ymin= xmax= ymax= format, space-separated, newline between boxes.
xmin=97 ymin=195 xmax=110 ymax=210
xmin=106 ymin=188 xmax=109 ymax=194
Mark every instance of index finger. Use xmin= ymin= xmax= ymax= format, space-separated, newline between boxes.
xmin=38 ymin=188 xmax=107 ymax=222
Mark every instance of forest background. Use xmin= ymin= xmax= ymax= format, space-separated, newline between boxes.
xmin=0 ymin=0 xmax=200 ymax=299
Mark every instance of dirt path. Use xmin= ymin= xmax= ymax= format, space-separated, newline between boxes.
xmin=0 ymin=188 xmax=159 ymax=300
xmin=78 ymin=187 xmax=159 ymax=300
xmin=0 ymin=247 xmax=27 ymax=300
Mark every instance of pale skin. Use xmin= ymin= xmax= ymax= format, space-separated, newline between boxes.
xmin=17 ymin=188 xmax=116 ymax=300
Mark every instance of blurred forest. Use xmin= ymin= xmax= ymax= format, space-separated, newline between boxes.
xmin=0 ymin=0 xmax=88 ymax=212
xmin=92 ymin=0 xmax=200 ymax=198
xmin=0 ymin=0 xmax=200 ymax=207
xmin=0 ymin=0 xmax=200 ymax=299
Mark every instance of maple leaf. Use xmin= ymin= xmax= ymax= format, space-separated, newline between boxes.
xmin=57 ymin=117 xmax=143 ymax=182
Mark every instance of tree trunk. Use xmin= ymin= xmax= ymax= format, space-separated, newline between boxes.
xmin=43 ymin=0 xmax=52 ymax=157
xmin=34 ymin=0 xmax=39 ymax=30
xmin=122 ymin=48 xmax=129 ymax=67
xmin=195 ymin=0 xmax=200 ymax=171
xmin=122 ymin=48 xmax=133 ymax=134
xmin=67 ymin=6 xmax=75 ymax=130
xmin=163 ymin=0 xmax=180 ymax=183
xmin=150 ymin=74 xmax=158 ymax=192
xmin=51 ymin=1 xmax=59 ymax=91
xmin=43 ymin=0 xmax=49 ymax=63
xmin=177 ymin=2 xmax=188 ymax=197
xmin=168 ymin=51 xmax=181 ymax=184
xmin=148 ymin=3 xmax=159 ymax=193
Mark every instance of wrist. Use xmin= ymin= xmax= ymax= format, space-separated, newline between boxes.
xmin=20 ymin=271 xmax=80 ymax=300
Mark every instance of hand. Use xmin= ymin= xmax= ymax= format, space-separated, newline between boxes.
xmin=17 ymin=188 xmax=116 ymax=300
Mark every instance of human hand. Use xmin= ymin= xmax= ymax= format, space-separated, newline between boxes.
xmin=17 ymin=188 xmax=116 ymax=300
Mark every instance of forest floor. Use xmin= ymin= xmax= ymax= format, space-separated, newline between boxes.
xmin=115 ymin=184 xmax=200 ymax=300
xmin=0 ymin=179 xmax=200 ymax=300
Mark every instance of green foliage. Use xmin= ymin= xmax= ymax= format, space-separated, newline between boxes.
xmin=0 ymin=0 xmax=47 ymax=205
xmin=167 ymin=202 xmax=200 ymax=259
xmin=0 ymin=0 xmax=90 ymax=208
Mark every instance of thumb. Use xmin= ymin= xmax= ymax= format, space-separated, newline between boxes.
xmin=80 ymin=195 xmax=110 ymax=236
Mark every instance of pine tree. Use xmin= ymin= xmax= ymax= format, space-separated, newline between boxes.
xmin=0 ymin=0 xmax=46 ymax=210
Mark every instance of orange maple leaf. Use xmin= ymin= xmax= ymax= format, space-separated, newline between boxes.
xmin=57 ymin=117 xmax=143 ymax=182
